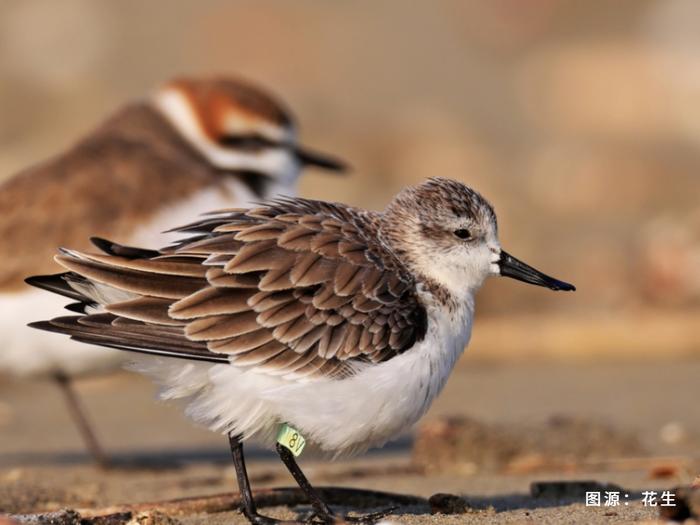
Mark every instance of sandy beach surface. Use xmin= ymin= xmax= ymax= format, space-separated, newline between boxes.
xmin=1 ymin=359 xmax=698 ymax=524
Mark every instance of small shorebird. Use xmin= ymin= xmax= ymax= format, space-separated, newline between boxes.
xmin=1 ymin=76 xmax=345 ymax=467
xmin=28 ymin=177 xmax=574 ymax=522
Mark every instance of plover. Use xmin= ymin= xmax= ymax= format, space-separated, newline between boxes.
xmin=1 ymin=75 xmax=345 ymax=467
xmin=28 ymin=177 xmax=574 ymax=522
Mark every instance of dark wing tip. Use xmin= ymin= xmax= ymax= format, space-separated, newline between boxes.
xmin=65 ymin=301 xmax=92 ymax=313
xmin=24 ymin=274 xmax=47 ymax=288
xmin=90 ymin=237 xmax=160 ymax=259
xmin=90 ymin=236 xmax=116 ymax=254
xmin=25 ymin=273 xmax=69 ymax=288
xmin=27 ymin=320 xmax=58 ymax=332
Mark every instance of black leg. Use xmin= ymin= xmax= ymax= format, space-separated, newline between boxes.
xmin=229 ymin=433 xmax=287 ymax=525
xmin=53 ymin=372 xmax=110 ymax=469
xmin=275 ymin=443 xmax=334 ymax=520
xmin=275 ymin=443 xmax=396 ymax=524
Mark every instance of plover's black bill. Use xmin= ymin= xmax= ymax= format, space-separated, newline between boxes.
xmin=295 ymin=145 xmax=348 ymax=172
xmin=498 ymin=250 xmax=576 ymax=291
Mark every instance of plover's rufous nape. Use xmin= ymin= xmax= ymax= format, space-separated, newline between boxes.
xmin=1 ymin=75 xmax=345 ymax=467
xmin=28 ymin=177 xmax=574 ymax=522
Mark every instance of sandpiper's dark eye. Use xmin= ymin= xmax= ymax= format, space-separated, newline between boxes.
xmin=453 ymin=228 xmax=471 ymax=240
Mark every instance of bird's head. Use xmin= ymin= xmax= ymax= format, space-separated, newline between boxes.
xmin=382 ymin=177 xmax=575 ymax=300
xmin=153 ymin=76 xmax=346 ymax=192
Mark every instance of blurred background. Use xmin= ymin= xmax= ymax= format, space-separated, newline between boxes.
xmin=1 ymin=0 xmax=699 ymax=359
xmin=0 ymin=1 xmax=699 ymax=520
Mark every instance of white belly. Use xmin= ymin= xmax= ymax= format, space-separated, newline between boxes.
xmin=132 ymin=304 xmax=473 ymax=457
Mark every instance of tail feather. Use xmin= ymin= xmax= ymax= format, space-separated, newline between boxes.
xmin=29 ymin=315 xmax=227 ymax=363
xmin=26 ymin=240 xmax=228 ymax=364
xmin=24 ymin=273 xmax=91 ymax=303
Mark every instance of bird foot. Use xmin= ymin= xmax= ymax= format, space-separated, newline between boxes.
xmin=245 ymin=511 xmax=301 ymax=525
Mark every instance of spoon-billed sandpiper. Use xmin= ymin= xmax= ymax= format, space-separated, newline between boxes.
xmin=28 ymin=177 xmax=574 ymax=521
xmin=1 ymin=75 xmax=345 ymax=467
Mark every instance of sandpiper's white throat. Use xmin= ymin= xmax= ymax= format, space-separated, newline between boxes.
xmin=0 ymin=75 xmax=345 ymax=467
xmin=28 ymin=177 xmax=574 ymax=522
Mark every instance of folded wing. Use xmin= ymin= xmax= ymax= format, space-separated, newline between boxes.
xmin=28 ymin=198 xmax=428 ymax=382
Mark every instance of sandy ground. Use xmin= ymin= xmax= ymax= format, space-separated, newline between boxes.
xmin=1 ymin=360 xmax=699 ymax=523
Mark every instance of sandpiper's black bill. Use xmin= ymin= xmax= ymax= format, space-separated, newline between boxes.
xmin=295 ymin=145 xmax=348 ymax=172
xmin=498 ymin=250 xmax=575 ymax=291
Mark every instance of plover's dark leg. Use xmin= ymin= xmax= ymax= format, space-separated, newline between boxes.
xmin=275 ymin=443 xmax=396 ymax=524
xmin=52 ymin=372 xmax=110 ymax=469
xmin=229 ymin=433 xmax=287 ymax=525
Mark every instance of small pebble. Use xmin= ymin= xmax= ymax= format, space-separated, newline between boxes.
xmin=127 ymin=511 xmax=181 ymax=525
xmin=428 ymin=493 xmax=469 ymax=514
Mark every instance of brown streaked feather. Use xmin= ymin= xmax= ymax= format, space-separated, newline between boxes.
xmin=360 ymin=269 xmax=384 ymax=297
xmin=312 ymin=285 xmax=352 ymax=310
xmin=51 ymin=315 xmax=207 ymax=352
xmin=352 ymin=294 xmax=382 ymax=313
xmin=170 ymin=287 xmax=255 ymax=319
xmin=55 ymin=253 xmax=205 ymax=300
xmin=248 ymin=290 xmax=295 ymax=312
xmin=325 ymin=313 xmax=344 ymax=326
xmin=285 ymin=323 xmax=324 ymax=352
xmin=256 ymin=349 xmax=319 ymax=376
xmin=204 ymin=253 xmax=233 ymax=266
xmin=206 ymin=268 xmax=261 ymax=288
xmin=277 ymin=225 xmax=318 ymax=251
xmin=317 ymin=324 xmax=347 ymax=359
xmin=38 ymin=198 xmax=428 ymax=381
xmin=258 ymin=267 xmax=294 ymax=291
xmin=71 ymin=251 xmax=208 ymax=277
xmin=174 ymin=234 xmax=243 ymax=255
xmin=209 ymin=329 xmax=274 ymax=354
xmin=309 ymin=232 xmax=341 ymax=258
xmin=333 ymin=263 xmax=364 ymax=295
xmin=339 ymin=323 xmax=363 ymax=359
xmin=256 ymin=300 xmax=307 ymax=327
xmin=225 ymin=240 xmax=290 ymax=273
xmin=229 ymin=340 xmax=286 ymax=366
xmin=273 ymin=315 xmax=318 ymax=344
xmin=234 ymin=222 xmax=286 ymax=242
xmin=289 ymin=252 xmax=335 ymax=286
xmin=185 ymin=311 xmax=259 ymax=340
xmin=106 ymin=296 xmax=181 ymax=326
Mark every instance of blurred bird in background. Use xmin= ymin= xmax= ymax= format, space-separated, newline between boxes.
xmin=0 ymin=75 xmax=346 ymax=467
